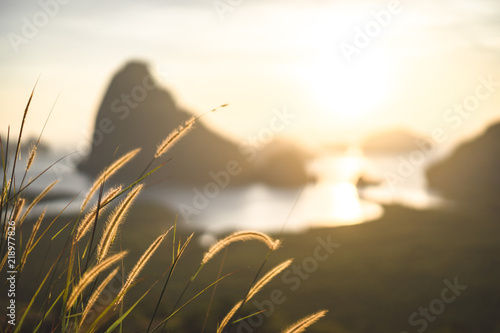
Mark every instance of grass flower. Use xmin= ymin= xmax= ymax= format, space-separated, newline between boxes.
xmin=155 ymin=117 xmax=196 ymax=158
xmin=282 ymin=310 xmax=328 ymax=333
xmin=96 ymin=184 xmax=142 ymax=262
xmin=81 ymin=148 xmax=140 ymax=211
xmin=74 ymin=185 xmax=122 ymax=244
xmin=114 ymin=229 xmax=170 ymax=306
xmin=202 ymin=231 xmax=280 ymax=265
xmin=66 ymin=251 xmax=127 ymax=312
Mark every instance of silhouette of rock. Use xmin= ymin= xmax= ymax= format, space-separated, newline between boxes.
xmin=362 ymin=129 xmax=428 ymax=154
xmin=78 ymin=61 xmax=312 ymax=187
xmin=426 ymin=122 xmax=500 ymax=203
xmin=251 ymin=139 xmax=314 ymax=187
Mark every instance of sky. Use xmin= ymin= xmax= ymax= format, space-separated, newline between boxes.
xmin=1 ymin=0 xmax=500 ymax=152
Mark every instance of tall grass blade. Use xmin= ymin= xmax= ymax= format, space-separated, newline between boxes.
xmin=146 ymin=232 xmax=193 ymax=333
xmin=81 ymin=148 xmax=140 ymax=211
xmin=80 ymin=267 xmax=119 ymax=327
xmin=218 ymin=259 xmax=293 ymax=333
xmin=74 ymin=186 xmax=122 ymax=244
xmin=155 ymin=117 xmax=195 ymax=158
xmin=25 ymin=143 xmax=37 ymax=171
xmin=114 ymin=228 xmax=171 ymax=306
xmin=66 ymin=251 xmax=127 ymax=312
xmin=18 ymin=179 xmax=58 ymax=227
xmin=150 ymin=271 xmax=235 ymax=333
xmin=33 ymin=289 xmax=64 ymax=333
xmin=282 ymin=310 xmax=328 ymax=333
xmin=247 ymin=259 xmax=292 ymax=300
xmin=104 ymin=285 xmax=153 ymax=333
xmin=202 ymin=231 xmax=280 ymax=265
xmin=10 ymin=197 xmax=25 ymax=227
xmin=96 ymin=184 xmax=142 ymax=262
xmin=20 ymin=208 xmax=45 ymax=271
xmin=13 ymin=259 xmax=54 ymax=333
xmin=8 ymin=79 xmax=37 ymax=201
xmin=217 ymin=300 xmax=243 ymax=333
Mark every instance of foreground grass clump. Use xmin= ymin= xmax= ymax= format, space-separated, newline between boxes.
xmin=0 ymin=89 xmax=326 ymax=332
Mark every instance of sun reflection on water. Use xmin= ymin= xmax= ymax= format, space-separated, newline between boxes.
xmin=307 ymin=147 xmax=383 ymax=227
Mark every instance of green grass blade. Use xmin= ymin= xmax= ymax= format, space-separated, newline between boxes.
xmin=14 ymin=261 xmax=55 ymax=333
xmin=104 ymin=288 xmax=151 ymax=333
xmin=86 ymin=278 xmax=143 ymax=333
xmin=33 ymin=289 xmax=64 ymax=333
xmin=150 ymin=271 xmax=235 ymax=333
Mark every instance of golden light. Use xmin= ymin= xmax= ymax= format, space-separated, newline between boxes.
xmin=329 ymin=182 xmax=364 ymax=222
xmin=303 ymin=51 xmax=394 ymax=120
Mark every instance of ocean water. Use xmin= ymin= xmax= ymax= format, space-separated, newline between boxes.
xmin=5 ymin=148 xmax=441 ymax=236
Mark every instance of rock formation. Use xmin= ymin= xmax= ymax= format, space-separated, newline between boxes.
xmin=78 ymin=61 xmax=313 ymax=187
xmin=362 ymin=129 xmax=429 ymax=154
xmin=426 ymin=122 xmax=500 ymax=203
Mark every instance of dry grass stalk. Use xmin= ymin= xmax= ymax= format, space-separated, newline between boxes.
xmin=81 ymin=148 xmax=140 ymax=210
xmin=25 ymin=144 xmax=37 ymax=171
xmin=20 ymin=208 xmax=46 ymax=270
xmin=74 ymin=186 xmax=122 ymax=244
xmin=66 ymin=251 xmax=127 ymax=312
xmin=202 ymin=231 xmax=280 ymax=265
xmin=114 ymin=229 xmax=170 ymax=306
xmin=79 ymin=267 xmax=119 ymax=327
xmin=2 ymin=180 xmax=11 ymax=201
xmin=217 ymin=300 xmax=243 ymax=333
xmin=211 ymin=104 xmax=229 ymax=112
xmin=155 ymin=116 xmax=195 ymax=158
xmin=217 ymin=259 xmax=293 ymax=333
xmin=248 ymin=259 xmax=293 ymax=300
xmin=11 ymin=197 xmax=25 ymax=226
xmin=282 ymin=310 xmax=328 ymax=333
xmin=96 ymin=184 xmax=143 ymax=262
xmin=19 ymin=179 xmax=58 ymax=227
xmin=0 ymin=252 xmax=8 ymax=272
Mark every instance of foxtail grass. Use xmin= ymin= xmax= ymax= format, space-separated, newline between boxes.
xmin=96 ymin=184 xmax=143 ymax=262
xmin=10 ymin=197 xmax=25 ymax=226
xmin=20 ymin=208 xmax=45 ymax=271
xmin=202 ymin=231 xmax=280 ymax=266
xmin=74 ymin=185 xmax=122 ymax=244
xmin=1 ymin=89 xmax=328 ymax=333
xmin=114 ymin=229 xmax=170 ymax=307
xmin=66 ymin=251 xmax=127 ymax=312
xmin=2 ymin=180 xmax=11 ymax=202
xmin=217 ymin=300 xmax=243 ymax=333
xmin=79 ymin=266 xmax=119 ymax=327
xmin=217 ymin=259 xmax=293 ymax=333
xmin=18 ymin=179 xmax=58 ymax=227
xmin=247 ymin=259 xmax=292 ymax=299
xmin=168 ymin=230 xmax=282 ymax=329
xmin=25 ymin=143 xmax=37 ymax=171
xmin=81 ymin=148 xmax=140 ymax=211
xmin=282 ymin=310 xmax=328 ymax=333
xmin=155 ymin=116 xmax=196 ymax=158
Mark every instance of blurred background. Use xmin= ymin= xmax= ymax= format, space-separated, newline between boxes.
xmin=1 ymin=0 xmax=500 ymax=332
xmin=2 ymin=0 xmax=500 ymax=231
xmin=2 ymin=0 xmax=500 ymax=146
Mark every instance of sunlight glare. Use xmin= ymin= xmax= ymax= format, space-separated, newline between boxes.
xmin=329 ymin=182 xmax=363 ymax=222
xmin=305 ymin=51 xmax=393 ymax=119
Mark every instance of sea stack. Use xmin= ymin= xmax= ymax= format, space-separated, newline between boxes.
xmin=78 ymin=61 xmax=313 ymax=187
xmin=426 ymin=122 xmax=500 ymax=204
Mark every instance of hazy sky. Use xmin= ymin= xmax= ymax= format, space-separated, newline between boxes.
xmin=1 ymin=0 xmax=500 ymax=151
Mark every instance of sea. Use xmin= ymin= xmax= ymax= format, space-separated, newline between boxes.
xmin=5 ymin=147 xmax=442 ymax=238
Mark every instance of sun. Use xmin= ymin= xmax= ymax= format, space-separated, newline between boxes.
xmin=302 ymin=51 xmax=393 ymax=119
